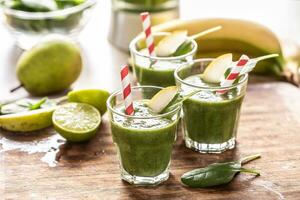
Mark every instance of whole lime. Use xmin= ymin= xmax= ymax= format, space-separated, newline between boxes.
xmin=67 ymin=89 xmax=110 ymax=115
xmin=17 ymin=38 xmax=82 ymax=96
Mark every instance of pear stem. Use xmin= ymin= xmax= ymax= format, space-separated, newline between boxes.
xmin=190 ymin=26 xmax=222 ymax=40
xmin=10 ymin=84 xmax=23 ymax=93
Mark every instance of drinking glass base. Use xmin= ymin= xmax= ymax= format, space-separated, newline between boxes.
xmin=120 ymin=167 xmax=170 ymax=186
xmin=185 ymin=137 xmax=236 ymax=153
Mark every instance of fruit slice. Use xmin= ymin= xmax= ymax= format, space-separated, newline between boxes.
xmin=67 ymin=89 xmax=110 ymax=115
xmin=148 ymin=86 xmax=178 ymax=113
xmin=151 ymin=18 xmax=284 ymax=76
xmin=52 ymin=103 xmax=101 ymax=142
xmin=0 ymin=107 xmax=55 ymax=132
xmin=202 ymin=53 xmax=233 ymax=83
xmin=156 ymin=31 xmax=188 ymax=57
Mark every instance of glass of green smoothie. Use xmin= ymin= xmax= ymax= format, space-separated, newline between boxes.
xmin=129 ymin=32 xmax=198 ymax=87
xmin=107 ymin=86 xmax=181 ymax=185
xmin=174 ymin=59 xmax=248 ymax=153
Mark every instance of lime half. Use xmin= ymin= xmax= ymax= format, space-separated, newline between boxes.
xmin=52 ymin=103 xmax=101 ymax=142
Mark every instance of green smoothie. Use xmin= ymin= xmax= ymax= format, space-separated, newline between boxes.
xmin=110 ymin=100 xmax=178 ymax=177
xmin=182 ymin=75 xmax=244 ymax=146
xmin=133 ymin=57 xmax=177 ymax=87
xmin=133 ymin=48 xmax=194 ymax=87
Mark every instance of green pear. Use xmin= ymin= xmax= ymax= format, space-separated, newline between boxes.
xmin=16 ymin=38 xmax=82 ymax=96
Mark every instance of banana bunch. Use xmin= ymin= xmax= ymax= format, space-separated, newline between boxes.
xmin=152 ymin=18 xmax=284 ymax=77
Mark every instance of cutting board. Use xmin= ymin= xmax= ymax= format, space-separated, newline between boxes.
xmin=1 ymin=82 xmax=300 ymax=200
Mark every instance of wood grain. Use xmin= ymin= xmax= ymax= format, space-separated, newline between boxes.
xmin=1 ymin=82 xmax=300 ymax=200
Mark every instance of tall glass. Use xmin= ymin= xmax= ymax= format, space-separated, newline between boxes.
xmin=109 ymin=0 xmax=179 ymax=51
xmin=107 ymin=86 xmax=181 ymax=185
xmin=130 ymin=32 xmax=197 ymax=87
xmin=175 ymin=59 xmax=248 ymax=153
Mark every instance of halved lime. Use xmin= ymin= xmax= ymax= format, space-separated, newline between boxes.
xmin=52 ymin=103 xmax=101 ymax=142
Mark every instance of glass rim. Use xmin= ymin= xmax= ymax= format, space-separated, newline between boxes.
xmin=0 ymin=0 xmax=97 ymax=19
xmin=174 ymin=58 xmax=248 ymax=90
xmin=107 ymin=85 xmax=181 ymax=119
xmin=129 ymin=32 xmax=198 ymax=61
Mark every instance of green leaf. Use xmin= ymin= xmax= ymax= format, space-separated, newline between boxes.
xmin=172 ymin=41 xmax=193 ymax=57
xmin=29 ymin=97 xmax=47 ymax=110
xmin=0 ymin=98 xmax=56 ymax=115
xmin=181 ymin=154 xmax=261 ymax=188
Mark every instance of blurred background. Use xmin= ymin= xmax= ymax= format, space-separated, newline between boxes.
xmin=0 ymin=0 xmax=298 ymax=99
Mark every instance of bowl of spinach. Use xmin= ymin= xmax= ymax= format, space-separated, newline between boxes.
xmin=0 ymin=0 xmax=97 ymax=49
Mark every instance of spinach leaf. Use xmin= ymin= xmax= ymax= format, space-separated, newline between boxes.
xmin=181 ymin=154 xmax=261 ymax=188
xmin=0 ymin=97 xmax=56 ymax=115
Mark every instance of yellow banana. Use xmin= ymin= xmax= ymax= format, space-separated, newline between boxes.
xmin=152 ymin=18 xmax=284 ymax=76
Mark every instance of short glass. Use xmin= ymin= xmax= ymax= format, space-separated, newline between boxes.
xmin=107 ymin=86 xmax=181 ymax=185
xmin=174 ymin=59 xmax=248 ymax=153
xmin=109 ymin=0 xmax=179 ymax=51
xmin=129 ymin=32 xmax=197 ymax=87
xmin=0 ymin=0 xmax=96 ymax=49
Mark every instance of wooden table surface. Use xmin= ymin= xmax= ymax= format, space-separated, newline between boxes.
xmin=1 ymin=1 xmax=300 ymax=200
xmin=1 ymin=82 xmax=300 ymax=200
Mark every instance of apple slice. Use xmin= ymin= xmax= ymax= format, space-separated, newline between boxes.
xmin=148 ymin=86 xmax=178 ymax=113
xmin=156 ymin=31 xmax=188 ymax=57
xmin=202 ymin=53 xmax=233 ymax=83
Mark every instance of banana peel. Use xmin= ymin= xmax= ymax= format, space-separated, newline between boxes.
xmin=151 ymin=18 xmax=284 ymax=77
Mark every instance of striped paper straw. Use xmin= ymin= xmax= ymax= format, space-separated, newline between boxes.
xmin=120 ymin=65 xmax=134 ymax=115
xmin=140 ymin=12 xmax=156 ymax=57
xmin=217 ymin=55 xmax=250 ymax=94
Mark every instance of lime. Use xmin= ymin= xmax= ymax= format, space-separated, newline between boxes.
xmin=52 ymin=103 xmax=101 ymax=142
xmin=67 ymin=89 xmax=110 ymax=115
xmin=148 ymin=86 xmax=178 ymax=113
xmin=0 ymin=107 xmax=55 ymax=132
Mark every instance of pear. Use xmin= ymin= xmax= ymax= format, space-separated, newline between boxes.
xmin=156 ymin=31 xmax=188 ymax=57
xmin=148 ymin=86 xmax=178 ymax=113
xmin=202 ymin=54 xmax=233 ymax=83
xmin=16 ymin=38 xmax=82 ymax=96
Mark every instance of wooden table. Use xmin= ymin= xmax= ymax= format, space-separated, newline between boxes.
xmin=1 ymin=82 xmax=300 ymax=199
xmin=1 ymin=1 xmax=300 ymax=199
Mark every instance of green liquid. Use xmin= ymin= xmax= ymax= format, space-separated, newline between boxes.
xmin=134 ymin=64 xmax=176 ymax=87
xmin=182 ymin=75 xmax=244 ymax=144
xmin=111 ymin=100 xmax=178 ymax=177
xmin=133 ymin=49 xmax=189 ymax=87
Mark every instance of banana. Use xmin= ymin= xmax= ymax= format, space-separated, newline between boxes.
xmin=152 ymin=18 xmax=284 ymax=76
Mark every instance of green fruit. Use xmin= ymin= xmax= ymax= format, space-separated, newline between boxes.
xmin=52 ymin=103 xmax=101 ymax=142
xmin=67 ymin=89 xmax=110 ymax=115
xmin=17 ymin=38 xmax=82 ymax=96
xmin=0 ymin=107 xmax=55 ymax=132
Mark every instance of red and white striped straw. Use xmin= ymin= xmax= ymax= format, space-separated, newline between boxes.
xmin=140 ymin=12 xmax=156 ymax=57
xmin=217 ymin=55 xmax=249 ymax=94
xmin=120 ymin=65 xmax=134 ymax=115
